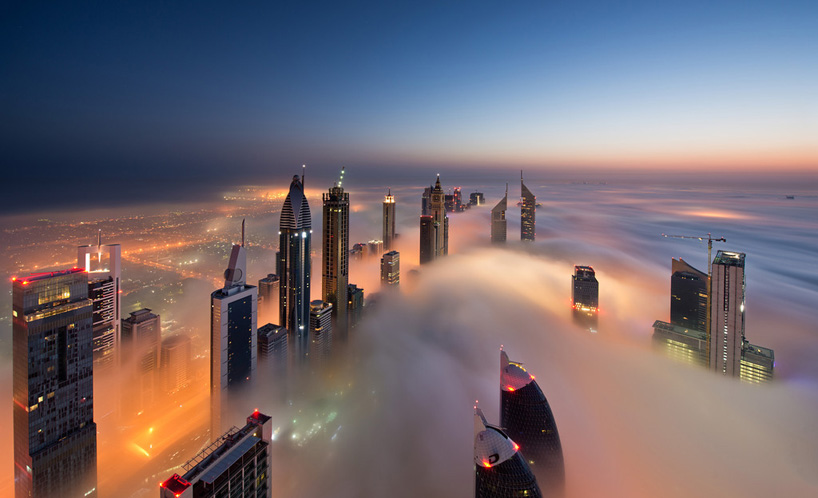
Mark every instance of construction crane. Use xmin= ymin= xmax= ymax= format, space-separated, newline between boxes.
xmin=661 ymin=232 xmax=726 ymax=277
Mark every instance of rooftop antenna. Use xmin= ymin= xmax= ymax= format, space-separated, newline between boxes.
xmin=302 ymin=164 xmax=306 ymax=188
xmin=338 ymin=166 xmax=345 ymax=188
xmin=241 ymin=219 xmax=245 ymax=247
xmin=97 ymin=229 xmax=102 ymax=248
xmin=505 ymin=183 xmax=508 ymax=198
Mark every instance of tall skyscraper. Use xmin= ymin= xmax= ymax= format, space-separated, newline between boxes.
xmin=469 ymin=192 xmax=485 ymax=206
xmin=572 ymin=266 xmax=599 ymax=332
xmin=380 ymin=250 xmax=400 ymax=287
xmin=430 ymin=175 xmax=448 ymax=257
xmin=161 ymin=334 xmax=192 ymax=394
xmin=211 ymin=224 xmax=257 ymax=436
xmin=309 ymin=300 xmax=333 ymax=362
xmin=670 ymin=258 xmax=708 ymax=332
xmin=322 ymin=179 xmax=349 ymax=338
xmin=77 ymin=232 xmax=121 ymax=368
xmin=474 ymin=406 xmax=542 ymax=498
xmin=383 ymin=188 xmax=396 ymax=251
xmin=160 ymin=410 xmax=272 ymax=498
xmin=13 ymin=268 xmax=97 ymax=498
xmin=120 ymin=308 xmax=161 ymax=416
xmin=280 ymin=173 xmax=312 ymax=361
xmin=521 ymin=171 xmax=536 ymax=241
xmin=500 ymin=350 xmax=564 ymax=491
xmin=347 ymin=284 xmax=364 ymax=329
xmin=419 ymin=215 xmax=435 ymax=265
xmin=257 ymin=273 xmax=279 ymax=325
xmin=709 ymin=251 xmax=745 ymax=376
xmin=421 ymin=186 xmax=432 ymax=216
xmin=490 ymin=185 xmax=508 ymax=243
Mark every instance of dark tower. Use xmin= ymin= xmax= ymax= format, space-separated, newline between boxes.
xmin=491 ymin=184 xmax=508 ymax=243
xmin=322 ymin=172 xmax=349 ymax=339
xmin=474 ymin=406 xmax=542 ymax=498
xmin=279 ymin=173 xmax=311 ymax=362
xmin=670 ymin=258 xmax=708 ymax=332
xmin=500 ymin=350 xmax=564 ymax=493
xmin=383 ymin=188 xmax=396 ymax=252
xmin=521 ymin=171 xmax=536 ymax=241
xmin=419 ymin=215 xmax=435 ymax=265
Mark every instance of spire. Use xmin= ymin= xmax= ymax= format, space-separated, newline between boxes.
xmin=388 ymin=187 xmax=391 ymax=196
xmin=505 ymin=183 xmax=508 ymax=198
xmin=338 ymin=166 xmax=345 ymax=188
xmin=97 ymin=228 xmax=101 ymax=248
xmin=241 ymin=218 xmax=245 ymax=247
xmin=302 ymin=164 xmax=306 ymax=188
xmin=435 ymin=174 xmax=441 ymax=189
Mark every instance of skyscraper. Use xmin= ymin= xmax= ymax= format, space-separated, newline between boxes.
xmin=309 ymin=300 xmax=333 ymax=362
xmin=430 ymin=175 xmax=448 ymax=257
xmin=322 ymin=179 xmax=349 ymax=338
xmin=367 ymin=239 xmax=384 ymax=258
xmin=572 ymin=265 xmax=599 ymax=332
xmin=160 ymin=410 xmax=272 ymax=498
xmin=740 ymin=341 xmax=775 ymax=383
xmin=651 ymin=319 xmax=708 ymax=367
xmin=257 ymin=273 xmax=279 ymax=325
xmin=469 ymin=192 xmax=485 ymax=206
xmin=13 ymin=268 xmax=97 ymax=498
xmin=709 ymin=251 xmax=745 ymax=376
xmin=490 ymin=185 xmax=508 ymax=243
xmin=347 ymin=283 xmax=364 ymax=329
xmin=211 ymin=224 xmax=257 ymax=436
xmin=380 ymin=250 xmax=400 ymax=287
xmin=419 ymin=215 xmax=435 ymax=265
xmin=161 ymin=334 xmax=192 ymax=394
xmin=280 ymin=173 xmax=312 ymax=361
xmin=383 ymin=188 xmax=396 ymax=251
xmin=120 ymin=308 xmax=161 ymax=416
xmin=521 ymin=171 xmax=536 ymax=241
xmin=78 ymin=232 xmax=121 ymax=368
xmin=421 ymin=186 xmax=432 ymax=216
xmin=500 ymin=350 xmax=564 ymax=491
xmin=474 ymin=406 xmax=542 ymax=498
xmin=670 ymin=258 xmax=708 ymax=332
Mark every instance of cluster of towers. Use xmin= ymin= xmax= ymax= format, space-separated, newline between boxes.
xmin=489 ymin=172 xmax=537 ymax=244
xmin=474 ymin=350 xmax=564 ymax=497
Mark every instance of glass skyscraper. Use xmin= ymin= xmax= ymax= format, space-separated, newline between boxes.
xmin=383 ymin=188 xmax=396 ymax=252
xmin=520 ymin=171 xmax=536 ymax=241
xmin=490 ymin=185 xmax=508 ymax=243
xmin=670 ymin=258 xmax=708 ymax=332
xmin=322 ymin=181 xmax=349 ymax=338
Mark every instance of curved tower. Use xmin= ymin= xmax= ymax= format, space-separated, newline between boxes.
xmin=474 ymin=406 xmax=542 ymax=498
xmin=500 ymin=350 xmax=564 ymax=492
xmin=279 ymin=174 xmax=312 ymax=362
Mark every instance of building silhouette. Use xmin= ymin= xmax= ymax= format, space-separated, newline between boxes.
xmin=279 ymin=173 xmax=312 ymax=362
xmin=474 ymin=406 xmax=541 ymax=498
xmin=13 ymin=268 xmax=97 ymax=498
xmin=521 ymin=171 xmax=536 ymax=241
xmin=491 ymin=185 xmax=508 ymax=243
xmin=160 ymin=411 xmax=272 ymax=498
xmin=383 ymin=188 xmax=396 ymax=251
xmin=572 ymin=266 xmax=599 ymax=332
xmin=257 ymin=274 xmax=279 ymax=325
xmin=161 ymin=334 xmax=192 ymax=394
xmin=322 ymin=181 xmax=349 ymax=338
xmin=77 ymin=232 xmax=121 ymax=369
xmin=709 ymin=251 xmax=745 ymax=376
xmin=211 ymin=224 xmax=257 ymax=436
xmin=121 ymin=308 xmax=161 ymax=416
xmin=469 ymin=192 xmax=485 ymax=206
xmin=670 ymin=258 xmax=707 ymax=332
xmin=380 ymin=250 xmax=400 ymax=287
xmin=309 ymin=300 xmax=333 ymax=363
xmin=419 ymin=215 xmax=435 ymax=265
xmin=500 ymin=350 xmax=564 ymax=492
xmin=347 ymin=284 xmax=364 ymax=329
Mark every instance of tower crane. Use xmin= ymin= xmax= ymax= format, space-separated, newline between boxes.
xmin=661 ymin=233 xmax=726 ymax=277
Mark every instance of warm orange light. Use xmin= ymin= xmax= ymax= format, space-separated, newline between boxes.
xmin=506 ymin=386 xmax=515 ymax=391
xmin=11 ymin=277 xmax=16 ymax=282
xmin=481 ymin=459 xmax=492 ymax=468
xmin=512 ymin=442 xmax=520 ymax=451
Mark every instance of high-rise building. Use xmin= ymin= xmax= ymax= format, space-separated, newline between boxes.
xmin=499 ymin=351 xmax=564 ymax=491
xmin=474 ymin=406 xmax=542 ymax=498
xmin=322 ymin=180 xmax=349 ymax=338
xmin=430 ymin=175 xmax=448 ymax=258
xmin=453 ymin=187 xmax=463 ymax=211
xmin=257 ymin=274 xmax=279 ymax=324
xmin=419 ymin=215 xmax=435 ymax=265
xmin=380 ymin=250 xmax=400 ymax=287
xmin=651 ymin=320 xmax=708 ymax=367
xmin=670 ymin=258 xmax=708 ymax=332
xmin=469 ymin=192 xmax=485 ymax=206
xmin=257 ymin=323 xmax=288 ymax=370
xmin=740 ymin=341 xmax=775 ymax=383
xmin=211 ymin=225 xmax=257 ymax=436
xmin=709 ymin=251 xmax=745 ymax=376
xmin=78 ymin=232 xmax=121 ymax=369
xmin=121 ymin=308 xmax=161 ymax=415
xmin=572 ymin=266 xmax=599 ymax=332
xmin=490 ymin=185 xmax=508 ymax=243
xmin=367 ymin=239 xmax=384 ymax=258
xmin=279 ymin=173 xmax=312 ymax=361
xmin=161 ymin=334 xmax=192 ymax=394
xmin=383 ymin=188 xmax=396 ymax=251
xmin=521 ymin=171 xmax=536 ymax=241
xmin=347 ymin=284 xmax=364 ymax=329
xmin=309 ymin=300 xmax=333 ymax=362
xmin=13 ymin=268 xmax=97 ymax=498
xmin=421 ymin=186 xmax=432 ymax=216
xmin=160 ymin=411 xmax=272 ymax=498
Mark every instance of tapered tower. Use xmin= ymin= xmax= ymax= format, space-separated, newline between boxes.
xmin=521 ymin=171 xmax=535 ymax=241
xmin=322 ymin=170 xmax=349 ymax=339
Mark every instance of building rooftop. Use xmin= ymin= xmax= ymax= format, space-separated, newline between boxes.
xmin=652 ymin=320 xmax=707 ymax=340
xmin=12 ymin=267 xmax=85 ymax=285
xmin=713 ymin=250 xmax=745 ymax=267
xmin=744 ymin=342 xmax=775 ymax=360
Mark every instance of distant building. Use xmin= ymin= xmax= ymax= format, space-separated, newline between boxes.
xmin=740 ymin=341 xmax=774 ymax=383
xmin=419 ymin=215 xmax=435 ymax=265
xmin=521 ymin=171 xmax=536 ymax=241
xmin=367 ymin=239 xmax=384 ymax=258
xmin=257 ymin=323 xmax=288 ymax=364
xmin=309 ymin=301 xmax=333 ymax=362
xmin=652 ymin=320 xmax=708 ymax=367
xmin=430 ymin=175 xmax=448 ymax=258
xmin=257 ymin=274 xmax=279 ymax=324
xmin=160 ymin=411 xmax=272 ymax=498
xmin=78 ymin=233 xmax=121 ymax=369
xmin=350 ymin=242 xmax=366 ymax=260
xmin=453 ymin=187 xmax=463 ymax=211
xmin=383 ymin=188 xmax=396 ymax=252
xmin=490 ymin=185 xmax=508 ymax=243
xmin=421 ymin=186 xmax=432 ymax=216
xmin=347 ymin=284 xmax=364 ymax=329
xmin=279 ymin=174 xmax=311 ymax=362
xmin=211 ymin=225 xmax=257 ymax=436
xmin=469 ymin=192 xmax=485 ymax=206
xmin=380 ymin=250 xmax=400 ymax=287
xmin=500 ymin=350 xmax=564 ymax=491
xmin=13 ymin=268 xmax=97 ymax=498
xmin=709 ymin=251 xmax=745 ymax=376
xmin=670 ymin=258 xmax=707 ymax=332
xmin=474 ymin=407 xmax=542 ymax=498
xmin=572 ymin=266 xmax=599 ymax=332
xmin=161 ymin=334 xmax=192 ymax=394
xmin=121 ymin=308 xmax=161 ymax=415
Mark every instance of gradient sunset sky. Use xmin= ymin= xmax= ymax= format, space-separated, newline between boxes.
xmin=2 ymin=0 xmax=817 ymax=188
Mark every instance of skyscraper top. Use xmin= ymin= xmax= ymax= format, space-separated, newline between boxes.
xmin=474 ymin=407 xmax=519 ymax=468
xmin=521 ymin=172 xmax=535 ymax=200
xmin=281 ymin=174 xmax=311 ymax=231
xmin=434 ymin=174 xmax=442 ymax=191
xmin=713 ymin=250 xmax=745 ymax=267
xmin=500 ymin=350 xmax=535 ymax=392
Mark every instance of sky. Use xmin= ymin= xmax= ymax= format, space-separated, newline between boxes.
xmin=2 ymin=0 xmax=817 ymax=201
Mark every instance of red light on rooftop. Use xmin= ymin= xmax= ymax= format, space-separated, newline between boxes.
xmin=506 ymin=386 xmax=515 ymax=392
xmin=481 ymin=459 xmax=492 ymax=468
xmin=512 ymin=442 xmax=520 ymax=451
xmin=11 ymin=276 xmax=16 ymax=282
xmin=22 ymin=281 xmax=29 ymax=286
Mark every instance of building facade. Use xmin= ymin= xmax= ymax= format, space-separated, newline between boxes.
xmin=709 ymin=251 xmax=745 ymax=376
xmin=309 ymin=300 xmax=333 ymax=363
xmin=13 ymin=268 xmax=98 ymax=498
xmin=490 ymin=186 xmax=507 ymax=243
xmin=652 ymin=319 xmax=708 ymax=367
xmin=670 ymin=258 xmax=708 ymax=332
xmin=572 ymin=266 xmax=599 ymax=332
xmin=78 ymin=235 xmax=121 ymax=369
xmin=257 ymin=274 xmax=279 ymax=325
xmin=419 ymin=215 xmax=435 ymax=265
xmin=430 ymin=175 xmax=449 ymax=257
xmin=161 ymin=334 xmax=192 ymax=394
xmin=521 ymin=172 xmax=536 ymax=241
xmin=347 ymin=284 xmax=364 ymax=329
xmin=322 ymin=182 xmax=349 ymax=339
xmin=380 ymin=250 xmax=400 ymax=287
xmin=383 ymin=188 xmax=396 ymax=251
xmin=121 ymin=308 xmax=162 ymax=416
